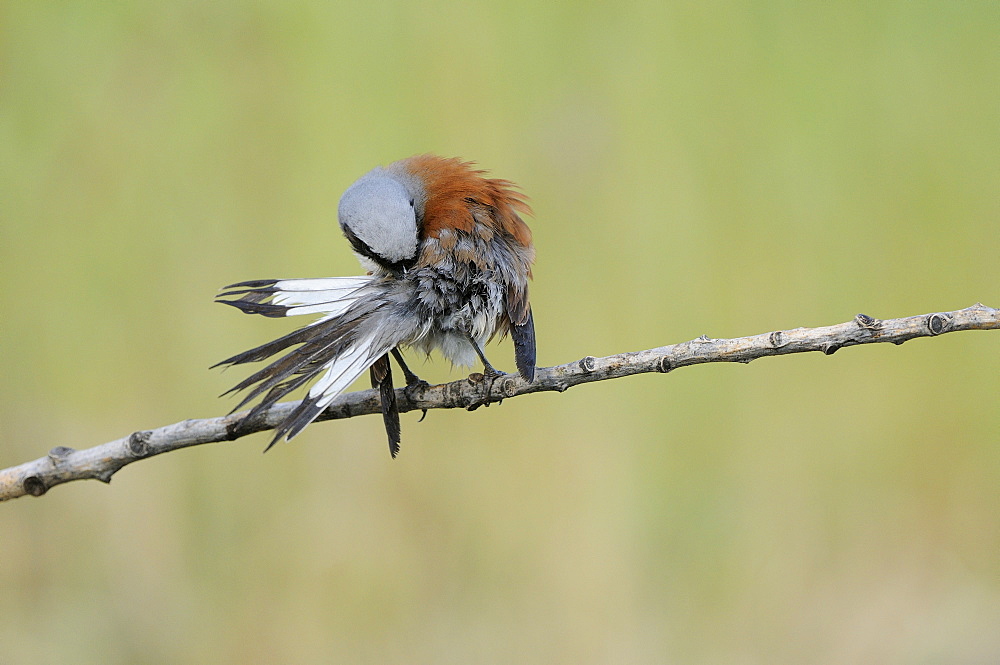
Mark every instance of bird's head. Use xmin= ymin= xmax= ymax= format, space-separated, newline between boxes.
xmin=337 ymin=167 xmax=426 ymax=276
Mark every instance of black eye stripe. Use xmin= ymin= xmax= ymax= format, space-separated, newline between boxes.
xmin=342 ymin=225 xmax=371 ymax=256
xmin=341 ymin=225 xmax=416 ymax=277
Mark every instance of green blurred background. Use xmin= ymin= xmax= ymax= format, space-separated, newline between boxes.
xmin=2 ymin=2 xmax=998 ymax=663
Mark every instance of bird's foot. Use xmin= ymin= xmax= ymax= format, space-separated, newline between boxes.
xmin=403 ymin=377 xmax=431 ymax=397
xmin=402 ymin=377 xmax=432 ymax=422
xmin=466 ymin=368 xmax=506 ymax=411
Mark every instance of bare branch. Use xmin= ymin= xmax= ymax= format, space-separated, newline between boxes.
xmin=2 ymin=303 xmax=997 ymax=502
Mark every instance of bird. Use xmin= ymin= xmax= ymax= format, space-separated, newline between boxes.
xmin=214 ymin=154 xmax=536 ymax=457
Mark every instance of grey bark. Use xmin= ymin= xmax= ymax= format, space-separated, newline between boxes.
xmin=1 ymin=303 xmax=996 ymax=502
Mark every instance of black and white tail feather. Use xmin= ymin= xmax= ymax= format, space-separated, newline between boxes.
xmin=213 ymin=276 xmax=413 ymax=456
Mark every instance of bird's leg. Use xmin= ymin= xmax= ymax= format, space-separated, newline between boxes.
xmin=465 ymin=333 xmax=504 ymax=408
xmin=391 ymin=347 xmax=429 ymax=421
xmin=465 ymin=334 xmax=501 ymax=377
xmin=391 ymin=348 xmax=425 ymax=387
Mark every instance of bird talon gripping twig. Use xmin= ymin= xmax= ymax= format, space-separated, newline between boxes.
xmin=481 ymin=369 xmax=507 ymax=408
xmin=465 ymin=369 xmax=506 ymax=410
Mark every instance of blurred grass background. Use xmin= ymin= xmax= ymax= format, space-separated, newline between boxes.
xmin=1 ymin=1 xmax=998 ymax=663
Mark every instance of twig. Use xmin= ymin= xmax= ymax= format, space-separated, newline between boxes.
xmin=2 ymin=303 xmax=997 ymax=502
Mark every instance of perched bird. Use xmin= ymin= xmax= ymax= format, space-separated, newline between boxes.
xmin=214 ymin=155 xmax=536 ymax=457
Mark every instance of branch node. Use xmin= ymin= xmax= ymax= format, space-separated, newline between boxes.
xmin=127 ymin=430 xmax=153 ymax=457
xmin=855 ymin=313 xmax=883 ymax=332
xmin=48 ymin=446 xmax=75 ymax=463
xmin=769 ymin=331 xmax=786 ymax=348
xmin=224 ymin=417 xmax=243 ymax=441
xmin=927 ymin=313 xmax=951 ymax=335
xmin=93 ymin=470 xmax=114 ymax=484
xmin=578 ymin=356 xmax=597 ymax=373
xmin=23 ymin=476 xmax=47 ymax=497
xmin=822 ymin=343 xmax=841 ymax=355
xmin=695 ymin=334 xmax=711 ymax=343
xmin=501 ymin=376 xmax=518 ymax=398
xmin=658 ymin=356 xmax=673 ymax=373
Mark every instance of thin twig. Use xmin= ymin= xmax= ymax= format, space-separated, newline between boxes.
xmin=2 ymin=303 xmax=997 ymax=502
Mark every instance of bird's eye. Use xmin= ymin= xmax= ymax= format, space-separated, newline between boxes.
xmin=409 ymin=199 xmax=415 ymax=208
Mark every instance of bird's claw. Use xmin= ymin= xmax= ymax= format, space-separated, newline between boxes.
xmin=403 ymin=378 xmax=430 ymax=399
xmin=466 ymin=369 xmax=506 ymax=410
xmin=402 ymin=379 xmax=431 ymax=422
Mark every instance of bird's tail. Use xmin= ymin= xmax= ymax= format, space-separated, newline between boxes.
xmin=213 ymin=277 xmax=412 ymax=450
